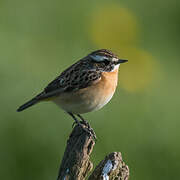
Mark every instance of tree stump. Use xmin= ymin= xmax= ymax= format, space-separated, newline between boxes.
xmin=57 ymin=123 xmax=129 ymax=180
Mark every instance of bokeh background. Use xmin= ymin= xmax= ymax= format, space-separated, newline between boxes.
xmin=0 ymin=0 xmax=180 ymax=179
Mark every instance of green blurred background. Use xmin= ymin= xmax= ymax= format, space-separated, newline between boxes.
xmin=0 ymin=0 xmax=180 ymax=179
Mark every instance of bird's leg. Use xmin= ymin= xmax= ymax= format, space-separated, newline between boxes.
xmin=68 ymin=112 xmax=96 ymax=139
xmin=77 ymin=114 xmax=87 ymax=123
xmin=68 ymin=112 xmax=81 ymax=127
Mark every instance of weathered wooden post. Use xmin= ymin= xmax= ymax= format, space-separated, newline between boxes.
xmin=57 ymin=123 xmax=129 ymax=180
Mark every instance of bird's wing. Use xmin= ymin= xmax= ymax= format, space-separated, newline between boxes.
xmin=39 ymin=60 xmax=102 ymax=100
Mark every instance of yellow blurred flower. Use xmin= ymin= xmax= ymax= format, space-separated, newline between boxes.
xmin=89 ymin=5 xmax=139 ymax=49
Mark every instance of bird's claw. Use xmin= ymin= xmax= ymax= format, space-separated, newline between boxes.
xmin=80 ymin=120 xmax=97 ymax=140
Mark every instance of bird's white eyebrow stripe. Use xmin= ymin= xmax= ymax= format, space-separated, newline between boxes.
xmin=112 ymin=57 xmax=119 ymax=62
xmin=90 ymin=55 xmax=108 ymax=62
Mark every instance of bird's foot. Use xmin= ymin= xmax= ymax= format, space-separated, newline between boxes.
xmin=68 ymin=112 xmax=97 ymax=140
xmin=80 ymin=120 xmax=97 ymax=140
xmin=72 ymin=120 xmax=97 ymax=140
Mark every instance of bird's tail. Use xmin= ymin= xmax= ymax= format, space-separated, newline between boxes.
xmin=17 ymin=92 xmax=44 ymax=112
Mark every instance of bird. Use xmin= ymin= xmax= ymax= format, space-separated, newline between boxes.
xmin=17 ymin=49 xmax=128 ymax=136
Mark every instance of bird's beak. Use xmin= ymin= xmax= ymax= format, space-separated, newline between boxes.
xmin=117 ymin=59 xmax=128 ymax=64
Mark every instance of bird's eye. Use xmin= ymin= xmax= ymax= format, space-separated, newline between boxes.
xmin=104 ymin=60 xmax=110 ymax=66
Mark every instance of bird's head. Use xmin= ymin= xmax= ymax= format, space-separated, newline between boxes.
xmin=88 ymin=49 xmax=128 ymax=72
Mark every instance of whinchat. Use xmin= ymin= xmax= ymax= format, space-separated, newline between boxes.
xmin=17 ymin=49 xmax=128 ymax=127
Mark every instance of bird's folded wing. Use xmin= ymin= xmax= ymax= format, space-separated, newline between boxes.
xmin=39 ymin=68 xmax=102 ymax=100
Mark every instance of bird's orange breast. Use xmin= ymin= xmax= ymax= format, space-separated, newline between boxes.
xmin=97 ymin=69 xmax=119 ymax=95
